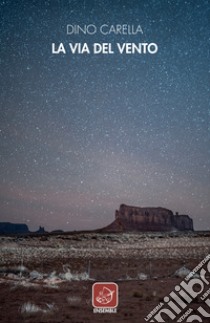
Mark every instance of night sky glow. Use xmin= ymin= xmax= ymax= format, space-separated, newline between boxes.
xmin=0 ymin=0 xmax=210 ymax=231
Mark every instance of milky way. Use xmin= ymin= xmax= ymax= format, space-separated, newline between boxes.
xmin=0 ymin=0 xmax=209 ymax=231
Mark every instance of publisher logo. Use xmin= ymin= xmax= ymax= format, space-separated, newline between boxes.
xmin=145 ymin=254 xmax=210 ymax=322
xmin=92 ymin=282 xmax=118 ymax=312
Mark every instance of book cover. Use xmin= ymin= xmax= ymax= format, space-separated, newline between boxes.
xmin=0 ymin=1 xmax=210 ymax=322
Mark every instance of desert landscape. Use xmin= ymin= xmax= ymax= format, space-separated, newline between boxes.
xmin=0 ymin=231 xmax=210 ymax=322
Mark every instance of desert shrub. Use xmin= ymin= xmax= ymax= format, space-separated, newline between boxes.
xmin=67 ymin=296 xmax=82 ymax=304
xmin=20 ymin=302 xmax=55 ymax=315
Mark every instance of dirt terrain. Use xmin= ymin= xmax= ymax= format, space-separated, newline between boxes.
xmin=0 ymin=231 xmax=210 ymax=322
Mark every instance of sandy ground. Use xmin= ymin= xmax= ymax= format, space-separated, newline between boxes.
xmin=0 ymin=232 xmax=210 ymax=322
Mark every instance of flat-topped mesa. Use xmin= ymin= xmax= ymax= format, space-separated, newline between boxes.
xmin=0 ymin=222 xmax=30 ymax=234
xmin=104 ymin=204 xmax=194 ymax=232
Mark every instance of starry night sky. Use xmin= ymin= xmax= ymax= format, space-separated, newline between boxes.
xmin=1 ymin=0 xmax=210 ymax=231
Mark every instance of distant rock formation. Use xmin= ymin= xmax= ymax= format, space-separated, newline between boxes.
xmin=0 ymin=222 xmax=30 ymax=235
xmin=51 ymin=230 xmax=64 ymax=234
xmin=102 ymin=204 xmax=194 ymax=232
xmin=0 ymin=222 xmax=47 ymax=235
xmin=35 ymin=226 xmax=46 ymax=234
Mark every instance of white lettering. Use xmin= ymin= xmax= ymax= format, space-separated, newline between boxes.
xmin=93 ymin=43 xmax=114 ymax=54
xmin=52 ymin=43 xmax=66 ymax=54
xmin=69 ymin=43 xmax=90 ymax=54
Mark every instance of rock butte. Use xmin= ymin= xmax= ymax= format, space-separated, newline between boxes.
xmin=0 ymin=222 xmax=46 ymax=235
xmin=102 ymin=204 xmax=194 ymax=232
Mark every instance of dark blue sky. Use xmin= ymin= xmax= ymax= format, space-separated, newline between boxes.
xmin=0 ymin=0 xmax=209 ymax=231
